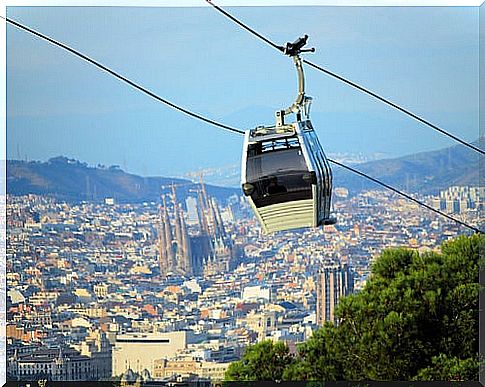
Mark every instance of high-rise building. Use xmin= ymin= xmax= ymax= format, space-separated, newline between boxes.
xmin=316 ymin=264 xmax=353 ymax=326
xmin=430 ymin=186 xmax=484 ymax=214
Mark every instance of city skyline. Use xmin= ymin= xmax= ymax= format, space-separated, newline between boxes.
xmin=6 ymin=183 xmax=479 ymax=381
xmin=5 ymin=3 xmax=482 ymax=383
xmin=6 ymin=5 xmax=479 ymax=177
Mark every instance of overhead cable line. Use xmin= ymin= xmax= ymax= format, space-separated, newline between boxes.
xmin=205 ymin=0 xmax=485 ymax=156
xmin=329 ymin=159 xmax=481 ymax=233
xmin=3 ymin=16 xmax=481 ymax=233
xmin=2 ymin=16 xmax=243 ymax=136
xmin=202 ymin=2 xmax=284 ymax=53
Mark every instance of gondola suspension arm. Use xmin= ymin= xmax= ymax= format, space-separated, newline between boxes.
xmin=276 ymin=35 xmax=315 ymax=127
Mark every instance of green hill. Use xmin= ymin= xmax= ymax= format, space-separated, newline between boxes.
xmin=6 ymin=137 xmax=483 ymax=202
xmin=333 ymin=138 xmax=483 ymax=194
xmin=6 ymin=156 xmax=239 ymax=204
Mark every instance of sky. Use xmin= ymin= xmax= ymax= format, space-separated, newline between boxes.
xmin=6 ymin=5 xmax=480 ymax=178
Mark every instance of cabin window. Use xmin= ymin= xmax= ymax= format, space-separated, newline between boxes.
xmin=246 ymin=147 xmax=312 ymax=207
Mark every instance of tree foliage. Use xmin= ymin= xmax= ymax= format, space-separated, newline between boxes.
xmin=225 ymin=340 xmax=293 ymax=381
xmin=226 ymin=234 xmax=482 ymax=381
xmin=413 ymin=354 xmax=480 ymax=381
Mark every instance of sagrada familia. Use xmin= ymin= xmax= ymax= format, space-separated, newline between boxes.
xmin=158 ymin=179 xmax=234 ymax=277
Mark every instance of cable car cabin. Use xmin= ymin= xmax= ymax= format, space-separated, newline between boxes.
xmin=241 ymin=34 xmax=335 ymax=234
xmin=241 ymin=120 xmax=335 ymax=234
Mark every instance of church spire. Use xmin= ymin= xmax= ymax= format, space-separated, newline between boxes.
xmin=197 ymin=187 xmax=210 ymax=235
xmin=158 ymin=203 xmax=168 ymax=276
xmin=162 ymin=195 xmax=175 ymax=272
xmin=179 ymin=205 xmax=192 ymax=275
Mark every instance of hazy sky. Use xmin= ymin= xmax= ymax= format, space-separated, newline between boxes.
xmin=6 ymin=6 xmax=479 ymax=177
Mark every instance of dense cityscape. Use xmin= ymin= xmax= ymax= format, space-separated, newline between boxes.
xmin=5 ymin=182 xmax=481 ymax=384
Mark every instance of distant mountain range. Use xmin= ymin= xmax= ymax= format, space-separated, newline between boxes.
xmin=6 ymin=156 xmax=239 ymax=204
xmin=332 ymin=138 xmax=482 ymax=195
xmin=6 ymin=139 xmax=482 ymax=203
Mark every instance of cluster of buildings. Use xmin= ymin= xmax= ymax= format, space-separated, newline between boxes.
xmin=428 ymin=186 xmax=484 ymax=215
xmin=6 ymin=183 xmax=478 ymax=382
xmin=7 ymin=331 xmax=112 ymax=381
